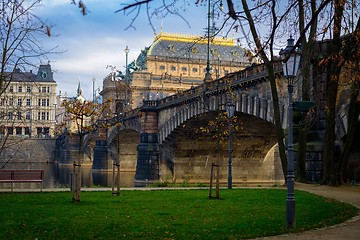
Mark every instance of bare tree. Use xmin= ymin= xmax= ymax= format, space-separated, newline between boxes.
xmin=0 ymin=0 xmax=56 ymax=167
xmin=318 ymin=2 xmax=360 ymax=185
xmin=1 ymin=0 xmax=55 ymax=91
xmin=62 ymin=98 xmax=111 ymax=201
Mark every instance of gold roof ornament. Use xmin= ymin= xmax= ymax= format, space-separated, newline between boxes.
xmin=152 ymin=32 xmax=235 ymax=46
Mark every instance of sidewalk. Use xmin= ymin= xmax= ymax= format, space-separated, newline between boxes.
xmin=257 ymin=183 xmax=360 ymax=240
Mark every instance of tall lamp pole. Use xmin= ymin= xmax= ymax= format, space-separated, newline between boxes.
xmin=204 ymin=0 xmax=223 ymax=83
xmin=124 ymin=46 xmax=130 ymax=107
xmin=226 ymin=98 xmax=235 ymax=189
xmin=204 ymin=0 xmax=212 ymax=83
xmin=279 ymin=36 xmax=301 ymax=228
xmin=124 ymin=46 xmax=130 ymax=84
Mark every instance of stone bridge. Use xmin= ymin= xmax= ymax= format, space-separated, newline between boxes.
xmin=94 ymin=63 xmax=295 ymax=186
xmin=58 ymin=63 xmax=357 ymax=186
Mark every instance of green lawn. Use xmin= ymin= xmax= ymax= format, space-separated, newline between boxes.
xmin=0 ymin=189 xmax=358 ymax=240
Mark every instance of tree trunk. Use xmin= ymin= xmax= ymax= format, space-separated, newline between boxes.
xmin=296 ymin=43 xmax=312 ymax=183
xmin=266 ymin=66 xmax=288 ymax=181
xmin=296 ymin=0 xmax=318 ymax=183
xmin=322 ymin=67 xmax=339 ymax=185
xmin=337 ymin=82 xmax=360 ymax=184
xmin=296 ymin=120 xmax=307 ymax=182
xmin=241 ymin=0 xmax=287 ymax=181
xmin=322 ymin=0 xmax=345 ymax=185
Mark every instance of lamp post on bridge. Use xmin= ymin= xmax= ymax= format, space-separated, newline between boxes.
xmin=204 ymin=0 xmax=223 ymax=84
xmin=279 ymin=36 xmax=301 ymax=228
xmin=125 ymin=46 xmax=130 ymax=83
xmin=124 ymin=46 xmax=130 ymax=108
xmin=226 ymin=98 xmax=235 ymax=189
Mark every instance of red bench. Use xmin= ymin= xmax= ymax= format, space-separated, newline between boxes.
xmin=0 ymin=170 xmax=44 ymax=192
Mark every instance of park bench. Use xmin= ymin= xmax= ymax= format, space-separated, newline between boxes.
xmin=0 ymin=169 xmax=44 ymax=192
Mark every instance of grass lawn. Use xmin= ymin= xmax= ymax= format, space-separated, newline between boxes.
xmin=0 ymin=188 xmax=358 ymax=240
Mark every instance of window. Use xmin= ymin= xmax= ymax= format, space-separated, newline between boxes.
xmin=44 ymin=127 xmax=50 ymax=136
xmin=192 ymin=67 xmax=198 ymax=73
xmin=17 ymin=111 xmax=22 ymax=120
xmin=42 ymin=99 xmax=46 ymax=106
xmin=16 ymin=127 xmax=22 ymax=135
xmin=38 ymin=99 xmax=41 ymax=106
xmin=168 ymin=44 xmax=175 ymax=52
xmin=47 ymin=87 xmax=50 ymax=93
xmin=26 ymin=86 xmax=31 ymax=93
xmin=25 ymin=127 xmax=30 ymax=135
xmin=42 ymin=87 xmax=46 ymax=93
xmin=46 ymin=112 xmax=49 ymax=120
xmin=18 ymin=86 xmax=22 ymax=92
xmin=26 ymin=111 xmax=31 ymax=120
xmin=17 ymin=98 xmax=22 ymax=106
xmin=0 ymin=98 xmax=4 ymax=106
xmin=9 ymin=86 xmax=13 ymax=92
xmin=171 ymin=66 xmax=176 ymax=71
xmin=37 ymin=127 xmax=42 ymax=135
xmin=41 ymin=71 xmax=47 ymax=79
xmin=159 ymin=65 xmax=165 ymax=70
xmin=8 ymin=112 xmax=13 ymax=119
xmin=41 ymin=112 xmax=46 ymax=120
xmin=181 ymin=67 xmax=187 ymax=72
xmin=7 ymin=127 xmax=13 ymax=135
xmin=46 ymin=99 xmax=50 ymax=106
xmin=38 ymin=112 xmax=40 ymax=120
xmin=211 ymin=48 xmax=218 ymax=55
xmin=9 ymin=98 xmax=14 ymax=106
xmin=26 ymin=99 xmax=31 ymax=106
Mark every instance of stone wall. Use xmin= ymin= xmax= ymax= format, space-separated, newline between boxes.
xmin=158 ymin=111 xmax=285 ymax=186
xmin=0 ymin=138 xmax=56 ymax=163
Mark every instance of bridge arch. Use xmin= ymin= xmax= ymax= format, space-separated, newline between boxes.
xmin=158 ymin=80 xmax=287 ymax=144
xmin=159 ymin=110 xmax=284 ymax=184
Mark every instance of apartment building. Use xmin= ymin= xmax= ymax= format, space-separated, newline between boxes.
xmin=0 ymin=64 xmax=57 ymax=138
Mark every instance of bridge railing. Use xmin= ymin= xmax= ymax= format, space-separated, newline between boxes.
xmin=103 ymin=108 xmax=140 ymax=127
xmin=153 ymin=62 xmax=283 ymax=109
xmin=103 ymin=62 xmax=283 ymax=125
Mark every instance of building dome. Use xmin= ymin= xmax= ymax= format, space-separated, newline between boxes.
xmin=136 ymin=32 xmax=253 ymax=69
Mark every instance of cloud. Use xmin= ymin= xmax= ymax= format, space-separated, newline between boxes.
xmin=34 ymin=0 xmax=211 ymax=99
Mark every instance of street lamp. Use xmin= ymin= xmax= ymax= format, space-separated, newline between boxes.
xmin=226 ymin=98 xmax=235 ymax=189
xmin=204 ymin=0 xmax=223 ymax=83
xmin=124 ymin=46 xmax=130 ymax=84
xmin=279 ymin=36 xmax=301 ymax=228
xmin=124 ymin=46 xmax=130 ymax=108
xmin=204 ymin=0 xmax=212 ymax=83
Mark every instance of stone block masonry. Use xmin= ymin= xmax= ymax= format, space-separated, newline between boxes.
xmin=0 ymin=139 xmax=56 ymax=163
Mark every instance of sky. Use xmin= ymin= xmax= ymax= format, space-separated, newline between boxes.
xmin=34 ymin=0 xmax=215 ymax=100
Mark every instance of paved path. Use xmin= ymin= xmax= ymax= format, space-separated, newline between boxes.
xmin=257 ymin=183 xmax=360 ymax=240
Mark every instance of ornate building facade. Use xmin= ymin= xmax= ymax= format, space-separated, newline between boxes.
xmin=54 ymin=82 xmax=89 ymax=134
xmin=0 ymin=64 xmax=57 ymax=138
xmin=101 ymin=32 xmax=257 ymax=110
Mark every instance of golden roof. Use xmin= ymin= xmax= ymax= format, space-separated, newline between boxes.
xmin=153 ymin=32 xmax=236 ymax=46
